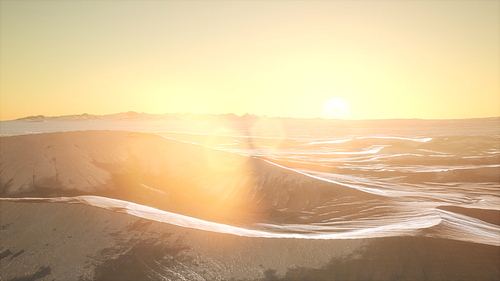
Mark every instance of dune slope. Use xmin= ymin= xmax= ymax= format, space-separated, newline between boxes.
xmin=1 ymin=201 xmax=498 ymax=281
xmin=0 ymin=131 xmax=388 ymax=225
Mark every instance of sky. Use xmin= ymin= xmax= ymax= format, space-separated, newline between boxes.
xmin=1 ymin=0 xmax=499 ymax=121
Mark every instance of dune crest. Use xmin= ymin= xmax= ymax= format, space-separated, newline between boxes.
xmin=0 ymin=131 xmax=381 ymax=225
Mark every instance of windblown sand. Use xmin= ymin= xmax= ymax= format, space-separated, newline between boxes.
xmin=1 ymin=130 xmax=499 ymax=280
xmin=1 ymin=200 xmax=499 ymax=281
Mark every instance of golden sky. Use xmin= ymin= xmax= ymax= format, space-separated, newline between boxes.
xmin=1 ymin=1 xmax=499 ymax=121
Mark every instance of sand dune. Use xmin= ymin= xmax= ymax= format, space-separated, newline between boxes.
xmin=0 ymin=131 xmax=389 ymax=225
xmin=1 ymin=130 xmax=499 ymax=280
xmin=1 ymin=200 xmax=498 ymax=281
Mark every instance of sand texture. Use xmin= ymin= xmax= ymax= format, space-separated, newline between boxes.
xmin=1 ymin=201 xmax=499 ymax=281
xmin=1 ymin=130 xmax=499 ymax=280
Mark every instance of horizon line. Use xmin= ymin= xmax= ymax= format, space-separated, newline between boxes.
xmin=2 ymin=111 xmax=500 ymax=122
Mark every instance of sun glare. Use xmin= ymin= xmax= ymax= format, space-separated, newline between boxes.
xmin=322 ymin=97 xmax=351 ymax=119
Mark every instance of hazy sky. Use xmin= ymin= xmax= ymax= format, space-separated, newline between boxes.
xmin=1 ymin=1 xmax=499 ymax=120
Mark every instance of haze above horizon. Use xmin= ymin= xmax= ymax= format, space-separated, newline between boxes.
xmin=1 ymin=1 xmax=499 ymax=121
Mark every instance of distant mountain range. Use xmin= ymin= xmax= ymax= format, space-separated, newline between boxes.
xmin=13 ymin=112 xmax=500 ymax=122
xmin=15 ymin=111 xmax=265 ymax=122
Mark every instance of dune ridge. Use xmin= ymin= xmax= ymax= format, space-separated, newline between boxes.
xmin=1 ymin=200 xmax=498 ymax=281
xmin=0 ymin=130 xmax=391 ymax=225
xmin=1 ymin=131 xmax=499 ymax=243
xmin=1 ymin=129 xmax=499 ymax=280
xmin=0 ymin=196 xmax=439 ymax=240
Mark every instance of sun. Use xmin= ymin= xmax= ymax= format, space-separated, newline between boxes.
xmin=322 ymin=97 xmax=351 ymax=119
